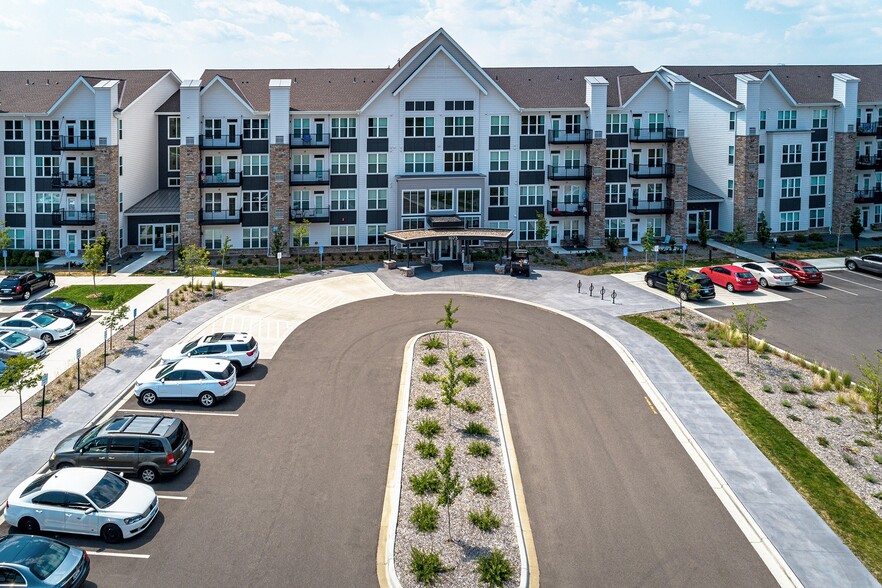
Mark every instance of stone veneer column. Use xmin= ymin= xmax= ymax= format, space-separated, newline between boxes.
xmin=179 ymin=145 xmax=202 ymax=248
xmin=586 ymin=137 xmax=606 ymax=248
xmin=832 ymin=131 xmax=857 ymax=235
xmin=94 ymin=145 xmax=120 ymax=259
xmin=733 ymin=135 xmax=759 ymax=238
xmin=269 ymin=143 xmax=291 ymax=255
xmin=666 ymin=137 xmax=689 ymax=240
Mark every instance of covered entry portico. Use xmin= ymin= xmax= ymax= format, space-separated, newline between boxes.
xmin=383 ymin=216 xmax=513 ymax=268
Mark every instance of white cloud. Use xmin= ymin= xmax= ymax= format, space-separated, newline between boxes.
xmin=0 ymin=16 xmax=24 ymax=31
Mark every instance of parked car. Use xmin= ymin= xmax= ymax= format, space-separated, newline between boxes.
xmin=509 ymin=249 xmax=530 ymax=276
xmin=699 ymin=265 xmax=759 ymax=292
xmin=735 ymin=262 xmax=797 ymax=288
xmin=0 ymin=311 xmax=75 ymax=344
xmin=0 ymin=330 xmax=48 ymax=359
xmin=161 ymin=332 xmax=259 ymax=373
xmin=845 ymin=254 xmax=882 ymax=275
xmin=0 ymin=272 xmax=56 ymax=301
xmin=134 ymin=357 xmax=237 ymax=407
xmin=0 ymin=534 xmax=89 ymax=588
xmin=773 ymin=259 xmax=824 ymax=285
xmin=5 ymin=468 xmax=159 ymax=543
xmin=50 ymin=414 xmax=193 ymax=484
xmin=644 ymin=269 xmax=716 ymax=300
xmin=23 ymin=298 xmax=92 ymax=324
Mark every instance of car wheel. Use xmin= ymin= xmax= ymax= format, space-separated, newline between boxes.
xmin=18 ymin=516 xmax=40 ymax=534
xmin=231 ymin=361 xmax=242 ymax=375
xmin=101 ymin=523 xmax=123 ymax=544
xmin=55 ymin=462 xmax=71 ymax=470
xmin=139 ymin=390 xmax=157 ymax=406
xmin=199 ymin=391 xmax=216 ymax=407
xmin=759 ymin=278 xmax=768 ymax=288
xmin=846 ymin=260 xmax=858 ymax=271
xmin=679 ymin=289 xmax=689 ymax=301
xmin=726 ymin=283 xmax=735 ymax=292
xmin=138 ymin=466 xmax=159 ymax=484
xmin=646 ymin=278 xmax=655 ymax=288
xmin=22 ymin=290 xmax=30 ymax=300
xmin=48 ymin=278 xmax=56 ymax=287
xmin=40 ymin=333 xmax=53 ymax=344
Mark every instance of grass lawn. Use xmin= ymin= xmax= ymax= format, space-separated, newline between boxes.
xmin=50 ymin=284 xmax=153 ymax=310
xmin=623 ymin=314 xmax=882 ymax=581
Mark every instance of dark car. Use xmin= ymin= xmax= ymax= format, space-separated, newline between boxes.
xmin=0 ymin=272 xmax=56 ymax=301
xmin=50 ymin=414 xmax=192 ymax=484
xmin=0 ymin=534 xmax=89 ymax=588
xmin=645 ymin=269 xmax=716 ymax=300
xmin=845 ymin=254 xmax=882 ymax=275
xmin=773 ymin=259 xmax=823 ymax=285
xmin=509 ymin=249 xmax=530 ymax=276
xmin=23 ymin=298 xmax=92 ymax=324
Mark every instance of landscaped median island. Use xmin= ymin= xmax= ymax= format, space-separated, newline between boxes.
xmin=391 ymin=330 xmax=524 ymax=587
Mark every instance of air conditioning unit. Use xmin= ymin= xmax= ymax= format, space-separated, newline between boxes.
xmin=748 ymin=127 xmax=757 ymax=135
xmin=186 ymin=136 xmax=195 ymax=146
xmin=98 ymin=137 xmax=107 ymax=146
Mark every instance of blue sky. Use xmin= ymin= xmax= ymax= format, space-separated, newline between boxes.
xmin=1 ymin=0 xmax=880 ymax=78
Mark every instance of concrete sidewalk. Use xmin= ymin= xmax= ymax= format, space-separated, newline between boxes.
xmin=707 ymin=239 xmax=768 ymax=262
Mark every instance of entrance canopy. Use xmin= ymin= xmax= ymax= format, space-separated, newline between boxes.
xmin=383 ymin=226 xmax=514 ymax=246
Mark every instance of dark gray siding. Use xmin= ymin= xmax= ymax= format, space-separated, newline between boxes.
xmin=330 ymin=138 xmax=357 ymax=153
xmin=520 ymin=135 xmax=545 ymax=150
xmin=779 ymin=198 xmax=801 ymax=212
xmin=404 ymin=138 xmax=435 ymax=152
xmin=366 ymin=174 xmax=387 ymax=188
xmin=443 ymin=137 xmax=474 ymax=151
xmin=126 ymin=214 xmax=180 ymax=246
xmin=780 ymin=164 xmax=802 ymax=178
xmin=3 ymin=141 xmax=24 ymax=155
xmin=518 ymin=205 xmax=543 ymax=219
xmin=330 ymin=211 xmax=357 ymax=225
xmin=330 ymin=175 xmax=357 ymax=189
xmin=242 ymin=140 xmax=268 ymax=154
xmin=489 ymin=172 xmax=509 ymax=186
xmin=607 ymin=134 xmax=628 ymax=148
xmin=366 ymin=210 xmax=388 ymax=224
xmin=605 ymin=204 xmax=627 ymax=218
xmin=809 ymin=162 xmax=827 ymax=176
xmin=808 ymin=195 xmax=826 ymax=209
xmin=242 ymin=176 xmax=268 ymax=191
xmin=488 ymin=207 xmax=509 ymax=221
xmin=519 ymin=171 xmax=544 ymax=185
xmin=34 ymin=142 xmax=58 ymax=156
xmin=242 ymin=212 xmax=268 ymax=227
xmin=489 ymin=136 xmax=510 ymax=150
xmin=367 ymin=138 xmax=388 ymax=152
xmin=4 ymin=178 xmax=25 ymax=191
xmin=157 ymin=115 xmax=180 ymax=189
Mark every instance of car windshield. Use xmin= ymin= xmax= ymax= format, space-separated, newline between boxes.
xmin=86 ymin=472 xmax=128 ymax=509
xmin=206 ymin=364 xmax=235 ymax=379
xmin=0 ymin=537 xmax=70 ymax=580
xmin=32 ymin=314 xmax=56 ymax=327
xmin=735 ymin=272 xmax=753 ymax=279
xmin=75 ymin=424 xmax=102 ymax=449
xmin=54 ymin=300 xmax=76 ymax=309
xmin=804 ymin=266 xmax=819 ymax=272
xmin=181 ymin=340 xmax=200 ymax=353
xmin=0 ymin=278 xmax=20 ymax=288
xmin=2 ymin=332 xmax=30 ymax=348
xmin=156 ymin=363 xmax=178 ymax=378
xmin=768 ymin=267 xmax=787 ymax=274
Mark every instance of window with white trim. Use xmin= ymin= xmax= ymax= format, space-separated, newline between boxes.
xmin=204 ymin=229 xmax=223 ymax=250
xmin=401 ymin=217 xmax=425 ymax=230
xmin=648 ymin=183 xmax=664 ymax=201
xmin=782 ymin=144 xmax=801 ymax=164
xmin=168 ymin=147 xmax=180 ymax=173
xmin=331 ymin=117 xmax=356 ymax=138
xmin=8 ymin=228 xmax=24 ymax=249
xmin=606 ymin=113 xmax=627 ymax=134
xmin=519 ymin=219 xmax=537 ymax=240
xmin=203 ymin=192 xmax=223 ymax=212
xmin=138 ymin=225 xmax=153 ymax=247
xmin=810 ymin=176 xmax=825 ymax=196
xmin=402 ymin=190 xmax=425 ymax=215
xmin=809 ymin=208 xmax=825 ymax=228
xmin=291 ymin=118 xmax=310 ymax=136
xmin=605 ymin=218 xmax=626 ymax=238
xmin=331 ymin=153 xmax=356 ymax=175
xmin=80 ymin=230 xmax=96 ymax=247
xmin=291 ymin=153 xmax=309 ymax=174
xmin=405 ymin=117 xmax=434 ymax=137
xmin=727 ymin=180 xmax=734 ymax=198
xmin=367 ymin=224 xmax=387 ymax=245
xmin=489 ymin=186 xmax=509 ymax=206
xmin=82 ymin=193 xmax=95 ymax=212
xmin=4 ymin=156 xmax=24 ymax=177
xmin=562 ymin=218 xmax=579 ymax=240
xmin=444 ymin=100 xmax=474 ymax=111
xmin=759 ymin=111 xmax=766 ymax=130
xmin=242 ymin=227 xmax=268 ymax=249
xmin=564 ymin=149 xmax=581 ymax=168
xmin=444 ymin=116 xmax=474 ymax=137
xmin=243 ymin=191 xmax=268 ymax=212
xmin=36 ymin=228 xmax=60 ymax=249
xmin=330 ymin=189 xmax=356 ymax=210
xmin=777 ymin=110 xmax=797 ymax=130
xmin=490 ymin=151 xmax=509 ymax=171
xmin=565 ymin=114 xmax=582 ymax=133
xmin=758 ymin=145 xmax=765 ymax=164
xmin=168 ymin=117 xmax=180 ymax=139
xmin=444 ymin=151 xmax=473 ymax=172
xmin=811 ymin=142 xmax=826 ymax=162
xmin=519 ymin=185 xmax=543 ymax=206
xmin=605 ymin=183 xmax=626 ymax=204
xmin=728 ymin=146 xmax=735 ymax=165
xmin=35 ymin=120 xmax=58 ymax=141
xmin=368 ymin=117 xmax=388 ymax=138
xmin=4 ymin=120 xmax=22 ymax=140
xmin=520 ymin=115 xmax=545 ymax=135
xmin=520 ymin=150 xmax=544 ymax=171
xmin=368 ymin=189 xmax=387 ymax=209
xmin=457 ymin=189 xmax=480 ymax=213
xmin=812 ymin=109 xmax=828 ymax=129
xmin=367 ymin=153 xmax=387 ymax=174
xmin=35 ymin=156 xmax=59 ymax=177
xmin=291 ymin=190 xmax=310 ymax=210
xmin=405 ymin=101 xmax=434 ymax=111
xmin=647 ymin=217 xmax=664 ymax=237
xmin=488 ymin=220 xmax=509 ymax=230
xmin=780 ymin=178 xmax=800 ymax=198
xmin=5 ymin=192 xmax=24 ymax=213
xmin=429 ymin=189 xmax=454 ymax=211
xmin=605 ymin=148 xmax=626 ymax=169
xmin=490 ymin=116 xmax=509 ymax=136
xmin=757 ymin=179 xmax=765 ymax=199
xmin=35 ymin=193 xmax=60 ymax=213
xmin=243 ymin=119 xmax=268 ymax=139
xmin=242 ymin=155 xmax=268 ymax=176
xmin=780 ymin=211 xmax=800 ymax=231
xmin=331 ymin=225 xmax=356 ymax=246
xmin=729 ymin=112 xmax=736 ymax=131
xmin=404 ymin=153 xmax=434 ymax=173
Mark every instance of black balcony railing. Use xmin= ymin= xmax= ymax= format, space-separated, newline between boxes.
xmin=290 ymin=207 xmax=330 ymax=223
xmin=289 ymin=170 xmax=330 ymax=185
xmin=628 ymin=197 xmax=674 ymax=215
xmin=856 ymin=121 xmax=879 ymax=136
xmin=200 ymin=134 xmax=241 ymax=149
xmin=546 ymin=199 xmax=589 ymax=217
xmin=50 ymin=136 xmax=95 ymax=150
xmin=854 ymin=188 xmax=882 ymax=204
xmin=547 ymin=164 xmax=592 ymax=181
xmin=51 ymin=173 xmax=95 ymax=189
xmin=289 ymin=132 xmax=330 ymax=148
xmin=199 ymin=171 xmax=241 ymax=187
xmin=856 ymin=155 xmax=882 ymax=170
xmin=199 ymin=208 xmax=242 ymax=225
xmin=52 ymin=210 xmax=96 ymax=226
xmin=547 ymin=129 xmax=592 ymax=144
xmin=629 ymin=127 xmax=676 ymax=142
xmin=629 ymin=163 xmax=675 ymax=178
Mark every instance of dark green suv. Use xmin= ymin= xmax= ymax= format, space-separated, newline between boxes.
xmin=49 ymin=415 xmax=192 ymax=484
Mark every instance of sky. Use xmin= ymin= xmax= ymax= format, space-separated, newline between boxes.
xmin=1 ymin=0 xmax=880 ymax=78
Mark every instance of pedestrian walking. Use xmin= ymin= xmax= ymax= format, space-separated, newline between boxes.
xmin=577 ymin=279 xmax=582 ymax=294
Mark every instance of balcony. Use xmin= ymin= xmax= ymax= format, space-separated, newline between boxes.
xmin=547 ymin=164 xmax=592 ymax=181
xmin=546 ymin=199 xmax=589 ymax=217
xmin=856 ymin=121 xmax=880 ymax=136
xmin=628 ymin=197 xmax=674 ymax=215
xmin=52 ymin=210 xmax=96 ymax=226
xmin=629 ymin=163 xmax=675 ymax=178
xmin=854 ymin=188 xmax=882 ymax=204
xmin=290 ymin=206 xmax=330 ymax=223
xmin=629 ymin=127 xmax=676 ymax=142
xmin=289 ymin=132 xmax=330 ymax=148
xmin=199 ymin=208 xmax=242 ymax=225
xmin=51 ymin=173 xmax=95 ymax=189
xmin=200 ymin=171 xmax=241 ymax=188
xmin=200 ymin=134 xmax=241 ymax=149
xmin=289 ymin=170 xmax=330 ymax=186
xmin=855 ymin=155 xmax=882 ymax=171
xmin=51 ymin=136 xmax=95 ymax=150
xmin=547 ymin=129 xmax=592 ymax=144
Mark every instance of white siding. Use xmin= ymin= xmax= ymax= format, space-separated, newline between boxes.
xmin=201 ymin=82 xmax=254 ymax=122
xmin=687 ymin=88 xmax=735 ymax=230
xmin=52 ymin=81 xmax=95 ymax=122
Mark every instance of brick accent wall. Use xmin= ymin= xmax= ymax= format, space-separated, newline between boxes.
xmin=832 ymin=131 xmax=857 ymax=235
xmin=94 ymin=145 xmax=120 ymax=258
xmin=270 ymin=144 xmax=291 ymax=255
xmin=666 ymin=137 xmax=688 ymax=240
xmin=179 ymin=145 xmax=201 ymax=247
xmin=587 ymin=138 xmax=606 ymax=248
xmin=733 ymin=134 xmax=759 ymax=238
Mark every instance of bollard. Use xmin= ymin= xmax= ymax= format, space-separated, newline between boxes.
xmin=611 ymin=290 xmax=617 ymax=304
xmin=589 ymin=283 xmax=594 ymax=297
xmin=577 ymin=280 xmax=582 ymax=294
xmin=600 ymin=286 xmax=605 ymax=300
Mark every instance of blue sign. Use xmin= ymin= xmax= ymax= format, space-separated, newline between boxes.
xmin=623 ymin=247 xmax=629 ymax=257
xmin=319 ymin=245 xmax=324 ymax=255
xmin=133 ymin=308 xmax=137 ymax=318
xmin=2 ymin=250 xmax=7 ymax=258
xmin=682 ymin=243 xmax=688 ymax=250
xmin=212 ymin=269 xmax=217 ymax=278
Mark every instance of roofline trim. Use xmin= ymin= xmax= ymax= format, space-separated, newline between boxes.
xmin=121 ymin=70 xmax=181 ymax=113
xmin=658 ymin=67 xmax=741 ymax=108
xmin=392 ymin=45 xmax=488 ymax=99
xmin=760 ymin=71 xmax=799 ymax=107
xmin=47 ymin=76 xmax=95 ymax=116
xmin=200 ymin=75 xmax=255 ymax=114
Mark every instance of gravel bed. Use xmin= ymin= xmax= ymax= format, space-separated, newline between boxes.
xmin=652 ymin=309 xmax=882 ymax=518
xmin=393 ymin=331 xmax=521 ymax=587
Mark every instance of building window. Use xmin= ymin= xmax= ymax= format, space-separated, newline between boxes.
xmin=444 ymin=116 xmax=474 ymax=137
xmin=812 ymin=109 xmax=828 ymax=129
xmin=242 ymin=155 xmax=268 ymax=176
xmin=168 ymin=147 xmax=180 ymax=173
xmin=605 ymin=148 xmax=626 ymax=169
xmin=758 ymin=145 xmax=765 ymax=164
xmin=291 ymin=153 xmax=309 ymax=174
xmin=203 ymin=192 xmax=223 ymax=212
xmin=368 ymin=117 xmax=388 ymax=138
xmin=490 ymin=115 xmax=509 ymax=136
xmin=331 ymin=153 xmax=356 ymax=175
xmin=605 ymin=113 xmax=627 ymax=134
xmin=367 ymin=224 xmax=387 ymax=245
xmin=566 ymin=114 xmax=583 ymax=133
xmin=728 ymin=146 xmax=735 ymax=165
xmin=605 ymin=183 xmax=626 ymax=204
xmin=81 ymin=230 xmax=96 ymax=247
xmin=36 ymin=228 xmax=60 ymax=250
xmin=490 ymin=151 xmax=509 ymax=171
xmin=780 ymin=211 xmax=800 ymax=231
xmin=519 ymin=185 xmax=543 ymax=206
xmin=367 ymin=153 xmax=388 ymax=174
xmin=291 ymin=118 xmax=310 ymax=137
xmin=5 ymin=192 xmax=24 ymax=213
xmin=291 ymin=190 xmax=310 ymax=210
xmin=727 ymin=180 xmax=734 ymax=198
xmin=444 ymin=100 xmax=474 ymax=111
xmin=429 ymin=189 xmax=454 ymax=211
xmin=780 ymin=178 xmax=801 ymax=198
xmin=138 ymin=225 xmax=153 ymax=247
xmin=809 ymin=208 xmax=825 ymax=228
xmin=444 ymin=152 xmax=474 ymax=172
xmin=84 ymin=193 xmax=96 ymax=212
xmin=605 ymin=218 xmax=626 ymax=238
xmin=520 ymin=115 xmax=545 ymax=135
xmin=4 ymin=120 xmax=23 ymax=141
xmin=331 ymin=225 xmax=356 ymax=246
xmin=777 ymin=110 xmax=797 ymax=130
xmin=488 ymin=220 xmax=509 ymax=230
xmin=204 ymin=229 xmax=223 ymax=250
xmin=242 ymin=227 xmax=268 ymax=249
xmin=810 ymin=176 xmax=826 ymax=196
xmin=243 ymin=119 xmax=268 ymax=139
xmin=367 ymin=189 xmax=387 ymax=209
xmin=729 ymin=112 xmax=736 ymax=131
xmin=118 ymin=119 xmax=123 ymax=140
xmin=35 ymin=193 xmax=60 ymax=213
xmin=331 ymin=117 xmax=356 ymax=138
xmin=520 ymin=150 xmax=544 ymax=171
xmin=242 ymin=191 xmax=268 ymax=212
xmin=489 ymin=186 xmax=509 ymax=207
xmin=168 ymin=116 xmax=181 ymax=139
xmin=35 ymin=156 xmax=59 ymax=177
xmin=402 ymin=190 xmax=425 ymax=215
xmin=405 ymin=101 xmax=434 ymax=111
xmin=758 ymin=179 xmax=765 ymax=199
xmin=35 ymin=120 xmax=58 ymax=141
xmin=458 ymin=189 xmax=480 ymax=213
xmin=405 ymin=117 xmax=434 ymax=137
xmin=119 ymin=156 xmax=123 ymax=176
xmin=519 ymin=219 xmax=537 ymax=240
xmin=562 ymin=218 xmax=579 ymax=240
xmin=759 ymin=111 xmax=766 ymax=130
xmin=8 ymin=228 xmax=24 ymax=249
xmin=4 ymin=156 xmax=24 ymax=177
xmin=330 ymin=189 xmax=356 ymax=210
xmin=405 ymin=152 xmax=434 ymax=173
xmin=782 ymin=144 xmax=801 ymax=164
xmin=811 ymin=142 xmax=827 ymax=163
xmin=80 ymin=156 xmax=95 ymax=178
xmin=647 ymin=217 xmax=664 ymax=237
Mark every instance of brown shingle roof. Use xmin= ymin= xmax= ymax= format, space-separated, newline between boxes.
xmin=485 ymin=66 xmax=641 ymax=108
xmin=0 ymin=70 xmax=172 ymax=114
xmin=156 ymin=90 xmax=179 ymax=113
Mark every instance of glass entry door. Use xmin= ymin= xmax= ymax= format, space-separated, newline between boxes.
xmin=153 ymin=225 xmax=166 ymax=251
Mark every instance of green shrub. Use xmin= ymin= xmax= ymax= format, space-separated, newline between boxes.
xmin=782 ymin=384 xmax=797 ymax=394
xmin=843 ymin=372 xmax=853 ymax=387
xmin=759 ymin=353 xmax=771 ymax=360
xmin=459 ymin=399 xmax=482 ymax=413
xmin=410 ymin=470 xmax=442 ymax=495
xmin=734 ymin=371 xmax=746 ymax=378
xmin=843 ymin=452 xmax=857 ymax=466
xmin=762 ymin=384 xmax=774 ymax=394
xmin=873 ymin=492 xmax=882 ymax=501
xmin=468 ymin=441 xmax=492 ymax=458
xmin=422 ymin=354 xmax=439 ymax=367
xmin=470 ymin=474 xmax=497 ymax=496
xmin=800 ymin=385 xmax=814 ymax=394
xmin=421 ymin=372 xmax=440 ymax=384
xmin=469 ymin=507 xmax=501 ymax=532
xmin=808 ymin=232 xmax=824 ymax=242
xmin=414 ymin=396 xmax=437 ymax=410
xmin=777 ymin=235 xmax=791 ymax=246
xmin=781 ymin=400 xmax=793 ymax=408
xmin=415 ymin=418 xmax=442 ymax=439
xmin=793 ymin=234 xmax=807 ymax=243
xmin=787 ymin=414 xmax=802 ymax=422
xmin=423 ymin=336 xmax=444 ymax=350
xmin=874 ymin=455 xmax=882 ymax=465
xmin=463 ymin=421 xmax=490 ymax=436
xmin=411 ymin=502 xmax=439 ymax=532
xmin=416 ymin=440 xmax=438 ymax=459
xmin=461 ymin=372 xmax=480 ymax=387
xmin=817 ymin=436 xmax=830 ymax=448
xmin=713 ymin=353 xmax=725 ymax=359
xmin=866 ymin=475 xmax=879 ymax=484
xmin=674 ymin=322 xmax=687 ymax=329
xmin=800 ymin=398 xmax=817 ymax=409
xmin=825 ymin=416 xmax=842 ymax=425
xmin=856 ymin=438 xmax=873 ymax=447
xmin=790 ymin=372 xmax=802 ymax=380
xmin=475 ymin=549 xmax=513 ymax=587
xmin=460 ymin=353 xmax=477 ymax=368
xmin=409 ymin=546 xmax=451 ymax=585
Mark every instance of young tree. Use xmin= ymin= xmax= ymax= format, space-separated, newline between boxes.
xmin=290 ymin=220 xmax=310 ymax=266
xmin=270 ymin=226 xmax=286 ymax=258
xmin=436 ymin=444 xmax=463 ymax=542
xmin=100 ymin=296 xmax=130 ymax=351
xmin=665 ymin=267 xmax=698 ymax=317
xmin=179 ymin=244 xmax=210 ymax=286
xmin=0 ymin=221 xmax=11 ymax=274
xmin=99 ymin=231 xmax=110 ymax=271
xmin=756 ymin=212 xmax=771 ymax=247
xmin=605 ymin=233 xmax=620 ymax=253
xmin=697 ymin=216 xmax=710 ymax=248
xmin=856 ymin=352 xmax=882 ymax=432
xmin=82 ymin=236 xmax=107 ymax=292
xmin=219 ymin=236 xmax=232 ymax=271
xmin=641 ymin=228 xmax=656 ymax=262
xmin=730 ymin=303 xmax=767 ymax=365
xmin=724 ymin=223 xmax=747 ymax=255
xmin=850 ymin=207 xmax=864 ymax=251
xmin=436 ymin=298 xmax=459 ymax=347
xmin=535 ymin=211 xmax=549 ymax=243
xmin=440 ymin=350 xmax=462 ymax=426
xmin=0 ymin=353 xmax=44 ymax=420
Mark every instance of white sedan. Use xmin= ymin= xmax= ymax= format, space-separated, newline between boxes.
xmin=5 ymin=467 xmax=159 ymax=543
xmin=0 ymin=329 xmax=47 ymax=359
xmin=0 ymin=311 xmax=75 ymax=343
xmin=735 ymin=262 xmax=798 ymax=288
xmin=134 ymin=357 xmax=237 ymax=407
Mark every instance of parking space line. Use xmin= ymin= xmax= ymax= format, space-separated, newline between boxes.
xmin=125 ymin=408 xmax=239 ymax=417
xmin=822 ymin=283 xmax=859 ymax=296
xmin=826 ymin=273 xmax=882 ymax=293
xmin=790 ymin=287 xmax=827 ymax=298
xmin=156 ymin=494 xmax=188 ymax=500
xmin=836 ymin=270 xmax=882 ymax=283
xmin=191 ymin=449 xmax=215 ymax=454
xmin=86 ymin=551 xmax=150 ymax=559
xmin=237 ymin=383 xmax=256 ymax=387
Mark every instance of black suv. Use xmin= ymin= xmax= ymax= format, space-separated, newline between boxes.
xmin=0 ymin=272 xmax=56 ymax=301
xmin=49 ymin=414 xmax=192 ymax=484
xmin=645 ymin=268 xmax=716 ymax=301
xmin=23 ymin=297 xmax=92 ymax=324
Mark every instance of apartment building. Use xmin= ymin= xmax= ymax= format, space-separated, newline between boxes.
xmin=0 ymin=70 xmax=179 ymax=258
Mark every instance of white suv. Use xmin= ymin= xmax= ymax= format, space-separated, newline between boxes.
xmin=161 ymin=332 xmax=259 ymax=373
xmin=134 ymin=358 xmax=237 ymax=407
xmin=0 ymin=311 xmax=75 ymax=343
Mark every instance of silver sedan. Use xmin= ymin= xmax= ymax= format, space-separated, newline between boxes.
xmin=735 ymin=262 xmax=798 ymax=288
xmin=845 ymin=254 xmax=882 ymax=275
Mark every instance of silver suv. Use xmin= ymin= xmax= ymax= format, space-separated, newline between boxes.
xmin=161 ymin=332 xmax=259 ymax=373
xmin=49 ymin=414 xmax=192 ymax=484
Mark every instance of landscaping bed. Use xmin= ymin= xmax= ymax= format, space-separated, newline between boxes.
xmin=50 ymin=283 xmax=152 ymax=309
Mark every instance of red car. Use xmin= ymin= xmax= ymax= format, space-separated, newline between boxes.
xmin=773 ymin=259 xmax=823 ymax=285
xmin=699 ymin=265 xmax=759 ymax=292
